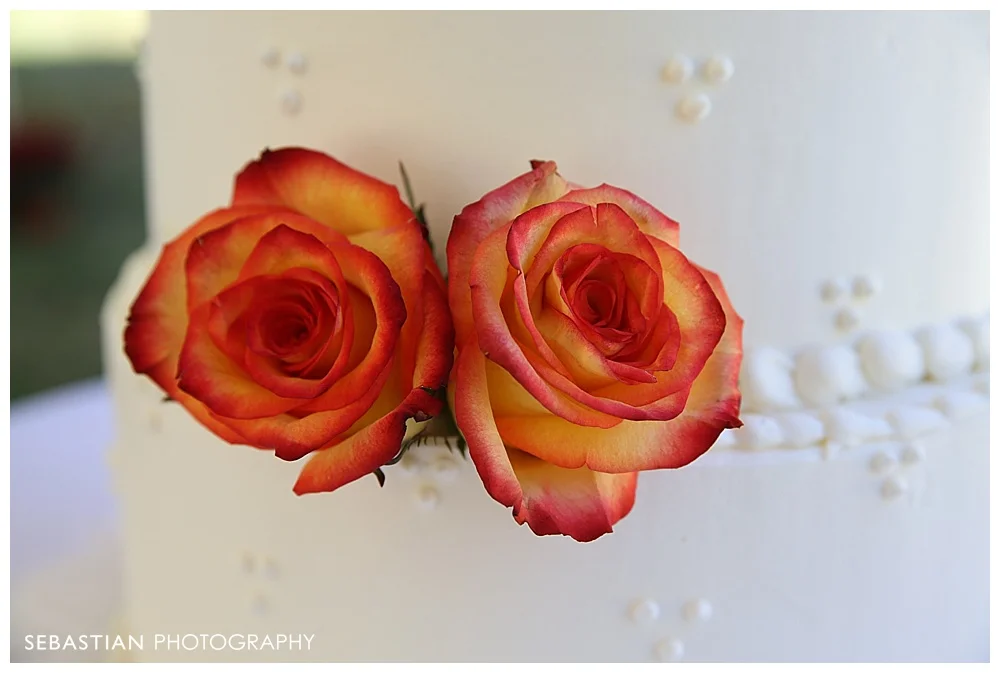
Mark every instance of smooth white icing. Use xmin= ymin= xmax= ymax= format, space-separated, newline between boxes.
xmin=137 ymin=12 xmax=987 ymax=351
xmin=933 ymin=389 xmax=988 ymax=420
xmin=886 ymin=406 xmax=950 ymax=440
xmin=104 ymin=11 xmax=988 ymax=663
xmin=102 ymin=246 xmax=989 ymax=662
xmin=825 ymin=408 xmax=893 ymax=447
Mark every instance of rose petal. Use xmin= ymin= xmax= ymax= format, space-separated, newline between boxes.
xmin=176 ymin=301 xmax=304 ymax=419
xmin=558 ymin=184 xmax=680 ymax=248
xmin=232 ymin=147 xmax=415 ymax=236
xmin=470 ymin=223 xmax=622 ymax=429
xmin=214 ymin=362 xmax=395 ymax=460
xmin=452 ymin=343 xmax=636 ymax=542
xmin=293 ymin=243 xmax=407 ymax=413
xmin=588 ymin=238 xmax=726 ymax=407
xmin=185 ymin=211 xmax=331 ymax=312
xmin=452 ymin=343 xmax=527 ymax=510
xmin=518 ymin=203 xmax=663 ymax=304
xmin=508 ymin=449 xmax=638 ymax=543
xmin=494 ymin=265 xmax=743 ymax=474
xmin=238 ymin=272 xmax=350 ymax=400
xmin=125 ymin=205 xmax=273 ymax=376
xmin=448 ymin=160 xmax=569 ymax=344
xmin=292 ymin=387 xmax=442 ymax=494
xmin=348 ymin=221 xmax=428 ymax=391
xmin=141 ymin=359 xmax=249 ymax=446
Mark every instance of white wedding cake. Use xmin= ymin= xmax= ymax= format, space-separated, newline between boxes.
xmin=101 ymin=11 xmax=988 ymax=662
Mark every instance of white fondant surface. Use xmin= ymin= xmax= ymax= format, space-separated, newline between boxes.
xmin=102 ymin=251 xmax=988 ymax=662
xmin=102 ymin=11 xmax=990 ymax=663
xmin=138 ymin=11 xmax=987 ymax=350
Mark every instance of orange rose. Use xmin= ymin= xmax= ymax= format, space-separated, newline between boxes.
xmin=447 ymin=161 xmax=743 ymax=542
xmin=125 ymin=148 xmax=453 ymax=494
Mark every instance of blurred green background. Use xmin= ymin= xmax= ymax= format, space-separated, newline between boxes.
xmin=11 ymin=11 xmax=149 ymax=400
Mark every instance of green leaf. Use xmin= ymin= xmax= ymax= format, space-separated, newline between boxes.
xmin=399 ymin=161 xmax=432 ymax=250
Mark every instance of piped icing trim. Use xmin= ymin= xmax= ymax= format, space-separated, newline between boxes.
xmin=741 ymin=314 xmax=988 ymax=412
xmin=725 ymin=314 xmax=989 ymax=452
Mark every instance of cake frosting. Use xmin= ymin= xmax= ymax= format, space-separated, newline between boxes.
xmin=101 ymin=11 xmax=988 ymax=662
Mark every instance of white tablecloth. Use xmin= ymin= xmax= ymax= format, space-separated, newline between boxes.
xmin=10 ymin=379 xmax=124 ymax=662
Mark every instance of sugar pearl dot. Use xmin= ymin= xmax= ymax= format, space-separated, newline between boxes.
xmin=676 ymin=93 xmax=712 ymax=123
xmin=899 ymin=442 xmax=924 ymax=466
xmin=251 ymin=595 xmax=270 ymax=616
xmin=398 ymin=451 xmax=421 ymax=475
xmin=148 ymin=411 xmax=162 ymax=433
xmin=281 ymin=89 xmax=302 ymax=115
xmin=741 ymin=347 xmax=801 ymax=412
xmin=286 ymin=51 xmax=307 ymax=74
xmin=629 ymin=598 xmax=661 ymax=625
xmin=731 ymin=414 xmax=784 ymax=451
xmin=660 ymin=55 xmax=693 ymax=84
xmin=432 ymin=455 xmax=460 ymax=482
xmin=857 ymin=331 xmax=925 ymax=391
xmin=654 ymin=637 xmax=685 ymax=662
xmin=881 ymin=475 xmax=907 ymax=500
xmin=417 ymin=485 xmax=440 ymax=510
xmin=916 ymin=324 xmax=975 ymax=381
xmin=834 ymin=307 xmax=860 ymax=332
xmin=263 ymin=558 xmax=280 ymax=580
xmin=957 ymin=316 xmax=989 ymax=370
xmin=851 ymin=274 xmax=882 ymax=300
xmin=702 ymin=55 xmax=734 ymax=84
xmin=869 ymin=451 xmax=897 ymax=475
xmin=793 ymin=345 xmax=866 ymax=407
xmin=261 ymin=46 xmax=280 ymax=68
xmin=682 ymin=598 xmax=713 ymax=623
xmin=820 ymin=278 xmax=848 ymax=303
xmin=241 ymin=552 xmax=256 ymax=574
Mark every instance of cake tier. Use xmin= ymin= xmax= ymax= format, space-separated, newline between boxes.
xmin=102 ymin=249 xmax=988 ymax=662
xmin=137 ymin=11 xmax=988 ymax=350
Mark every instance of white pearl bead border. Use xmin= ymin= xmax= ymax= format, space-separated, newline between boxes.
xmin=729 ymin=313 xmax=988 ymax=452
